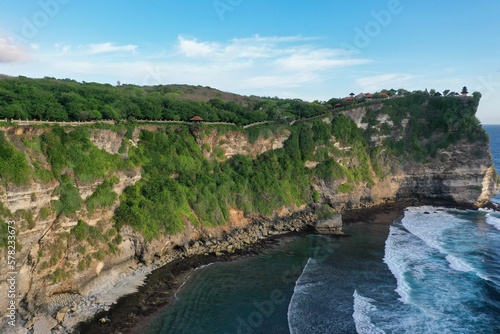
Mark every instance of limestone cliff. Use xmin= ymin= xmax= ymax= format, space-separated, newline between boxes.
xmin=0 ymin=99 xmax=498 ymax=333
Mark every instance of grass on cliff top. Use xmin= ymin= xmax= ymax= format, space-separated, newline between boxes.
xmin=368 ymin=92 xmax=487 ymax=162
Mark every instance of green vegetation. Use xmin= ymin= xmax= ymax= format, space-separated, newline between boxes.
xmin=115 ymin=125 xmax=313 ymax=240
xmin=373 ymin=90 xmax=486 ymax=162
xmin=337 ymin=183 xmax=355 ymax=193
xmin=52 ymin=177 xmax=82 ymax=216
xmin=0 ymin=132 xmax=31 ymax=185
xmin=0 ymin=202 xmax=12 ymax=218
xmin=71 ymin=220 xmax=100 ymax=242
xmin=86 ymin=177 xmax=119 ymax=213
xmin=0 ymin=221 xmax=8 ymax=249
xmin=41 ymin=127 xmax=124 ymax=182
xmin=0 ymin=82 xmax=488 ymax=246
xmin=315 ymin=204 xmax=338 ymax=220
xmin=114 ymin=116 xmax=378 ymax=240
xmin=0 ymin=76 xmax=330 ymax=125
xmin=15 ymin=209 xmax=35 ymax=229
xmin=39 ymin=207 xmax=52 ymax=220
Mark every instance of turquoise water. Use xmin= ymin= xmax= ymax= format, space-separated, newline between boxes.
xmin=144 ymin=126 xmax=500 ymax=334
xmin=144 ymin=224 xmax=393 ymax=334
xmin=143 ymin=235 xmax=324 ymax=333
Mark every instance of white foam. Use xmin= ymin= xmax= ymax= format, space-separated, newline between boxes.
xmin=383 ymin=226 xmax=415 ymax=303
xmin=445 ymin=255 xmax=473 ymax=273
xmin=402 ymin=207 xmax=483 ymax=275
xmin=486 ymin=214 xmax=500 ymax=231
xmin=478 ymin=208 xmax=493 ymax=213
xmin=288 ymin=257 xmax=315 ymax=334
xmin=401 ymin=207 xmax=454 ymax=254
xmin=174 ymin=262 xmax=214 ymax=300
xmin=352 ymin=290 xmax=386 ymax=334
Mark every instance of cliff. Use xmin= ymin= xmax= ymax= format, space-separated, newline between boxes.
xmin=0 ymin=94 xmax=498 ymax=333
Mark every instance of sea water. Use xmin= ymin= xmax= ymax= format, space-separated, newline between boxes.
xmin=144 ymin=125 xmax=500 ymax=333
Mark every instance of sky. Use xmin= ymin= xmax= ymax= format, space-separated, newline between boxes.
xmin=0 ymin=0 xmax=499 ymax=123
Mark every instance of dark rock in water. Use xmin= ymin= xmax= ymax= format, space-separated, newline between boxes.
xmin=315 ymin=214 xmax=343 ymax=235
xmin=482 ymin=201 xmax=500 ymax=212
xmin=424 ymin=212 xmax=431 ymax=214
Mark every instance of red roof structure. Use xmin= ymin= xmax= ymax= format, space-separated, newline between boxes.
xmin=190 ymin=116 xmax=204 ymax=122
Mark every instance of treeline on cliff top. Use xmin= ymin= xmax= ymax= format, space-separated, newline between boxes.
xmin=0 ymin=76 xmax=482 ymax=126
xmin=0 ymin=76 xmax=329 ymax=125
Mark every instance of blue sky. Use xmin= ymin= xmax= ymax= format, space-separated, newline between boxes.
xmin=0 ymin=0 xmax=499 ymax=123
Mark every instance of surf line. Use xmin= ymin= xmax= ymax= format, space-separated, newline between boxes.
xmin=174 ymin=263 xmax=215 ymax=300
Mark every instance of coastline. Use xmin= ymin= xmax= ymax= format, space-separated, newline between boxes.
xmin=12 ymin=200 xmax=475 ymax=334
xmin=75 ymin=201 xmax=431 ymax=334
xmin=77 ymin=231 xmax=305 ymax=334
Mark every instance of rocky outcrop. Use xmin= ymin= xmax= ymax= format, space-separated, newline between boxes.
xmin=196 ymin=128 xmax=290 ymax=160
xmin=89 ymin=129 xmax=126 ymax=155
xmin=315 ymin=214 xmax=343 ymax=234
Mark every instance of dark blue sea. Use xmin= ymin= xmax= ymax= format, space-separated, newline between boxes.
xmin=143 ymin=125 xmax=500 ymax=334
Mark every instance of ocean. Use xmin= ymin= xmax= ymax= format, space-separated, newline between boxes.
xmin=143 ymin=125 xmax=500 ymax=334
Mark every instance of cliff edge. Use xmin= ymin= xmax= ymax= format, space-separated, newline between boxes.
xmin=0 ymin=92 xmax=498 ymax=333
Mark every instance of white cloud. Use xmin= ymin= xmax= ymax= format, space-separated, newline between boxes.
xmin=0 ymin=37 xmax=30 ymax=63
xmin=0 ymin=35 xmax=370 ymax=100
xmin=86 ymin=42 xmax=138 ymax=55
xmin=276 ymin=48 xmax=370 ymax=71
xmin=356 ymin=73 xmax=413 ymax=92
xmin=173 ymin=35 xmax=369 ymax=78
xmin=178 ymin=36 xmax=218 ymax=57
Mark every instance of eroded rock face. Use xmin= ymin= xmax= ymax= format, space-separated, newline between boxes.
xmin=196 ymin=129 xmax=290 ymax=160
xmin=89 ymin=129 xmax=126 ymax=155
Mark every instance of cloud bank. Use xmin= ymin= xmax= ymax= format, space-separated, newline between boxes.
xmin=0 ymin=37 xmax=30 ymax=63
xmin=0 ymin=34 xmax=371 ymax=99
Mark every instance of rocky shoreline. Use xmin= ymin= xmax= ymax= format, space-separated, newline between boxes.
xmin=75 ymin=200 xmax=472 ymax=334
xmin=74 ymin=210 xmax=320 ymax=334
xmin=6 ymin=209 xmax=317 ymax=334
xmin=4 ymin=200 xmax=486 ymax=334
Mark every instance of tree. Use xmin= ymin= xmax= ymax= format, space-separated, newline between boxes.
xmin=443 ymin=90 xmax=450 ymax=96
xmin=101 ymin=105 xmax=120 ymax=121
xmin=88 ymin=110 xmax=103 ymax=121
xmin=472 ymin=91 xmax=482 ymax=104
xmin=298 ymin=124 xmax=314 ymax=161
xmin=1 ymin=104 xmax=24 ymax=119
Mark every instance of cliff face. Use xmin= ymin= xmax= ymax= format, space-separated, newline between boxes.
xmin=336 ymin=103 xmax=497 ymax=208
xmin=0 ymin=100 xmax=498 ymax=332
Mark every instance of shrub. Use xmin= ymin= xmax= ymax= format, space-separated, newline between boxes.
xmin=337 ymin=183 xmax=355 ymax=193
xmin=52 ymin=177 xmax=82 ymax=216
xmin=0 ymin=132 xmax=31 ymax=185
xmin=86 ymin=177 xmax=119 ymax=213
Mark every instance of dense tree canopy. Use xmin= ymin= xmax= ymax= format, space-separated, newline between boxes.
xmin=0 ymin=76 xmax=331 ymax=125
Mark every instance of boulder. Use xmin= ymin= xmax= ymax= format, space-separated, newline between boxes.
xmin=32 ymin=316 xmax=58 ymax=334
xmin=55 ymin=307 xmax=69 ymax=323
xmin=315 ymin=214 xmax=343 ymax=235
